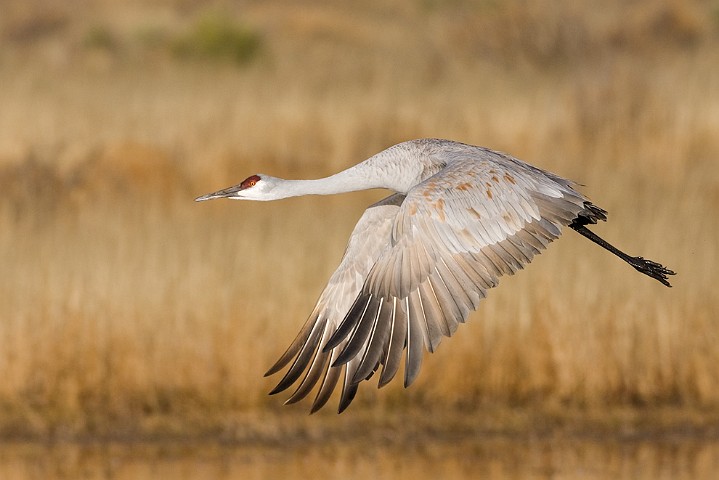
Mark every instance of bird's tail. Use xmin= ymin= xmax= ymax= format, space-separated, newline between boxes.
xmin=570 ymin=201 xmax=608 ymax=228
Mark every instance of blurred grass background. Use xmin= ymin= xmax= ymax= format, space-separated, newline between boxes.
xmin=0 ymin=0 xmax=717 ymax=439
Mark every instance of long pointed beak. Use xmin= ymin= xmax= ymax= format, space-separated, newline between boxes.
xmin=194 ymin=184 xmax=242 ymax=202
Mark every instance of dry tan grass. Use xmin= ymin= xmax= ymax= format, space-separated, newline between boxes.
xmin=0 ymin=0 xmax=717 ymax=437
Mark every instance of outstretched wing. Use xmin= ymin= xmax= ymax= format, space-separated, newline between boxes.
xmin=322 ymin=153 xmax=601 ymax=400
xmin=265 ymin=193 xmax=405 ymax=413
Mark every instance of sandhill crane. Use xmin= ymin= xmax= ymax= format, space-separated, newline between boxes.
xmin=196 ymin=138 xmax=675 ymax=413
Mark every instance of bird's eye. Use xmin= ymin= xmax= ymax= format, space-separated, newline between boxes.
xmin=240 ymin=175 xmax=261 ymax=190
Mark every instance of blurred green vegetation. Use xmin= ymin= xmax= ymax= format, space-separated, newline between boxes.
xmin=171 ymin=12 xmax=262 ymax=65
xmin=83 ymin=24 xmax=117 ymax=51
xmin=78 ymin=11 xmax=262 ymax=66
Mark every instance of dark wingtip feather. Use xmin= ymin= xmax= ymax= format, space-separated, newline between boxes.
xmin=337 ymin=382 xmax=358 ymax=414
xmin=309 ymin=401 xmax=323 ymax=415
xmin=333 ymin=298 xmax=382 ymax=369
xmin=310 ymin=363 xmax=342 ymax=413
xmin=264 ymin=364 xmax=282 ymax=378
xmin=323 ymin=295 xmax=369 ymax=353
xmin=266 ymin=321 xmax=326 ymax=395
xmin=264 ymin=312 xmax=321 ymax=377
xmin=268 ymin=382 xmax=287 ymax=396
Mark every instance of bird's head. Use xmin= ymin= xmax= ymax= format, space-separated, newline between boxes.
xmin=195 ymin=174 xmax=282 ymax=202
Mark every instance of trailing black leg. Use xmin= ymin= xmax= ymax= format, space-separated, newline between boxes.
xmin=569 ymin=223 xmax=675 ymax=287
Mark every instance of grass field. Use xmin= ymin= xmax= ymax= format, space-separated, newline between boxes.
xmin=0 ymin=0 xmax=718 ymax=439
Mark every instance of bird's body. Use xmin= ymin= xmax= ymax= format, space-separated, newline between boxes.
xmin=196 ymin=138 xmax=674 ymax=413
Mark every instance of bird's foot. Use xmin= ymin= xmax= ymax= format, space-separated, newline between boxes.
xmin=630 ymin=256 xmax=676 ymax=287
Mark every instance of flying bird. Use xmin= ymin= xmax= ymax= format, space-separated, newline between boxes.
xmin=196 ymin=138 xmax=675 ymax=413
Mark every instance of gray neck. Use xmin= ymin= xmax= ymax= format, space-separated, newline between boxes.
xmin=280 ymin=169 xmax=385 ymax=197
xmin=276 ymin=146 xmax=421 ymax=198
